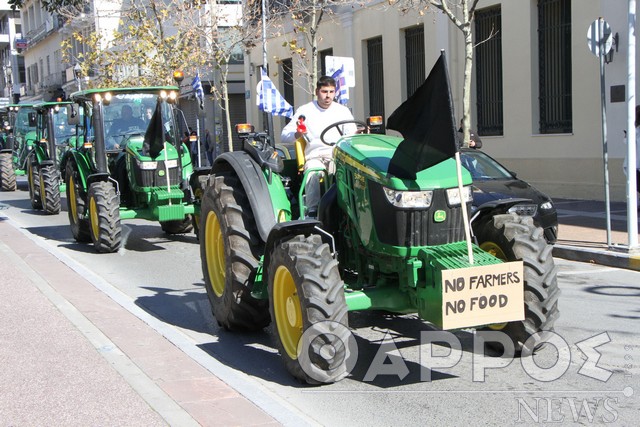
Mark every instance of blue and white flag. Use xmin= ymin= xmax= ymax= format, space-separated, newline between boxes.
xmin=256 ymin=67 xmax=293 ymax=118
xmin=192 ymin=72 xmax=204 ymax=110
xmin=331 ymin=65 xmax=349 ymax=106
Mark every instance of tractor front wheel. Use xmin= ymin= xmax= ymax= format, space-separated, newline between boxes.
xmin=27 ymin=160 xmax=42 ymax=209
xmin=0 ymin=152 xmax=16 ymax=191
xmin=39 ymin=165 xmax=60 ymax=215
xmin=199 ymin=173 xmax=270 ymax=331
xmin=88 ymin=181 xmax=121 ymax=253
xmin=65 ymin=161 xmax=90 ymax=242
xmin=268 ymin=234 xmax=351 ymax=384
xmin=474 ymin=213 xmax=560 ymax=354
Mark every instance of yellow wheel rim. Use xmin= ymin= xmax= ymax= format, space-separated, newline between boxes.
xmin=273 ymin=266 xmax=302 ymax=359
xmin=204 ymin=211 xmax=225 ymax=297
xmin=39 ymin=174 xmax=46 ymax=211
xmin=480 ymin=241 xmax=508 ymax=330
xmin=28 ymin=163 xmax=35 ymax=193
xmin=68 ymin=175 xmax=78 ymax=221
xmin=480 ymin=241 xmax=507 ymax=261
xmin=89 ymin=196 xmax=99 ymax=240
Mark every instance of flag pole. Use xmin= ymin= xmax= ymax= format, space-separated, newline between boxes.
xmin=455 ymin=151 xmax=474 ymax=264
xmin=261 ymin=0 xmax=274 ymax=142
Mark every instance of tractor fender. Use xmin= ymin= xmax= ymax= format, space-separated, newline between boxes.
xmin=211 ymin=151 xmax=278 ymax=242
xmin=470 ymin=198 xmax=533 ymax=226
xmin=264 ymin=219 xmax=336 ymax=276
xmin=61 ymin=151 xmax=93 ymax=191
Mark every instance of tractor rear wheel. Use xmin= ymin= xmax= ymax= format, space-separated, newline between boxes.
xmin=474 ymin=213 xmax=560 ymax=354
xmin=267 ymin=234 xmax=350 ymax=384
xmin=0 ymin=152 xmax=16 ymax=191
xmin=200 ymin=173 xmax=270 ymax=331
xmin=27 ymin=160 xmax=42 ymax=209
xmin=65 ymin=161 xmax=91 ymax=242
xmin=39 ymin=165 xmax=60 ymax=215
xmin=160 ymin=216 xmax=194 ymax=234
xmin=88 ymin=181 xmax=122 ymax=253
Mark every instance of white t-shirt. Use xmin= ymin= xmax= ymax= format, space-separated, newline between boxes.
xmin=281 ymin=101 xmax=356 ymax=160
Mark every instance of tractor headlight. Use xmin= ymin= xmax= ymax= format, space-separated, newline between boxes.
xmin=540 ymin=201 xmax=553 ymax=210
xmin=383 ymin=187 xmax=433 ymax=208
xmin=136 ymin=159 xmax=158 ymax=170
xmin=508 ymin=204 xmax=538 ymax=217
xmin=446 ymin=186 xmax=473 ymax=206
xmin=165 ymin=159 xmax=178 ymax=168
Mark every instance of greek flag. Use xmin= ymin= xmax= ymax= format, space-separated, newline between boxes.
xmin=256 ymin=67 xmax=293 ymax=118
xmin=192 ymin=72 xmax=204 ymax=110
xmin=331 ymin=65 xmax=349 ymax=105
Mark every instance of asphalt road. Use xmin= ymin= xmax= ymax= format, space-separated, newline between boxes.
xmin=1 ymin=178 xmax=639 ymax=426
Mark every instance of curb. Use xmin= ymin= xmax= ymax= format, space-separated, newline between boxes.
xmin=553 ymin=244 xmax=640 ymax=272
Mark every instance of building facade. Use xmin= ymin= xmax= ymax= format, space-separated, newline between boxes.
xmin=245 ymin=0 xmax=639 ymax=202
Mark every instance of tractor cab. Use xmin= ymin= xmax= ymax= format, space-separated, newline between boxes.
xmin=5 ymin=103 xmax=37 ymax=171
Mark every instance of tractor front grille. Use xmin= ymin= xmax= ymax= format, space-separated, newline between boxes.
xmin=369 ymin=181 xmax=467 ymax=247
xmin=134 ymin=161 xmax=180 ymax=188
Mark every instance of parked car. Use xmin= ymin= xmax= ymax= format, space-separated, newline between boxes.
xmin=460 ymin=148 xmax=558 ymax=244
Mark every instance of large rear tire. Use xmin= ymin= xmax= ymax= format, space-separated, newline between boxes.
xmin=200 ymin=173 xmax=270 ymax=331
xmin=0 ymin=152 xmax=16 ymax=191
xmin=40 ymin=165 xmax=61 ymax=215
xmin=65 ymin=161 xmax=91 ymax=242
xmin=27 ymin=160 xmax=42 ymax=209
xmin=267 ymin=234 xmax=350 ymax=384
xmin=88 ymin=181 xmax=122 ymax=253
xmin=474 ymin=213 xmax=560 ymax=354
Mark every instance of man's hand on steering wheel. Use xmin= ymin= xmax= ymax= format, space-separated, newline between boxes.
xmin=319 ymin=120 xmax=369 ymax=146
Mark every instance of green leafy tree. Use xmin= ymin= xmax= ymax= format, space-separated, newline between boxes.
xmin=60 ymin=1 xmax=207 ymax=88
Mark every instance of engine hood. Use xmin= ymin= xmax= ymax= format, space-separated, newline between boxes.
xmin=471 ymin=178 xmax=548 ymax=206
xmin=336 ymin=134 xmax=472 ymax=190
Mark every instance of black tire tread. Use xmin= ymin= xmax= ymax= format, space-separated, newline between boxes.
xmin=0 ymin=152 xmax=16 ymax=191
xmin=268 ymin=234 xmax=349 ymax=384
xmin=88 ymin=181 xmax=122 ymax=253
xmin=200 ymin=173 xmax=270 ymax=331
xmin=65 ymin=161 xmax=91 ymax=242
xmin=475 ymin=213 xmax=561 ymax=354
xmin=40 ymin=165 xmax=61 ymax=215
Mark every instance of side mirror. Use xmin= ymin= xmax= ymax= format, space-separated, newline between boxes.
xmin=67 ymin=105 xmax=80 ymax=125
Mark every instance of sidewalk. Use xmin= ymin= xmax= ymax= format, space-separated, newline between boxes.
xmin=552 ymin=198 xmax=640 ymax=271
xmin=0 ymin=217 xmax=282 ymax=426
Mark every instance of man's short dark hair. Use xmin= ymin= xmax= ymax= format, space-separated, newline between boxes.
xmin=316 ymin=76 xmax=336 ymax=90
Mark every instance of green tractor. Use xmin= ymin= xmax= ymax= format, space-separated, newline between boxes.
xmin=0 ymin=103 xmax=38 ymax=191
xmin=62 ymin=86 xmax=197 ymax=253
xmin=25 ymin=100 xmax=76 ymax=214
xmin=198 ymin=56 xmax=559 ymax=384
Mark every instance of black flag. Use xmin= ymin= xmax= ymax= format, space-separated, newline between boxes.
xmin=387 ymin=52 xmax=458 ymax=180
xmin=143 ymin=100 xmax=165 ymax=158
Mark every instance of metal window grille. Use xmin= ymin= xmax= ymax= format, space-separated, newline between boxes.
xmin=367 ymin=37 xmax=385 ymax=117
xmin=282 ymin=58 xmax=294 ymax=125
xmin=475 ymin=6 xmax=503 ymax=136
xmin=320 ymin=48 xmax=333 ymax=77
xmin=538 ymin=0 xmax=572 ymax=133
xmin=405 ymin=26 xmax=425 ymax=98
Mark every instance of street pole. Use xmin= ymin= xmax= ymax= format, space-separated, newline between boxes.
xmin=598 ymin=18 xmax=613 ymax=248
xmin=262 ymin=0 xmax=274 ymax=142
xmin=627 ymin=0 xmax=639 ymax=251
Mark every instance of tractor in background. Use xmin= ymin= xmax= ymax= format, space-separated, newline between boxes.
xmin=62 ymin=87 xmax=198 ymax=252
xmin=26 ymin=100 xmax=76 ymax=214
xmin=0 ymin=103 xmax=37 ymax=191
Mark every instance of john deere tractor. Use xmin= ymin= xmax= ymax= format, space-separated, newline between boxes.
xmin=0 ymin=103 xmax=38 ymax=191
xmin=25 ymin=100 xmax=76 ymax=214
xmin=62 ymin=87 xmax=196 ymax=253
xmin=198 ymin=56 xmax=559 ymax=384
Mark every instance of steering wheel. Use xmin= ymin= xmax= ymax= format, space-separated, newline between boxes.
xmin=319 ymin=120 xmax=369 ymax=146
